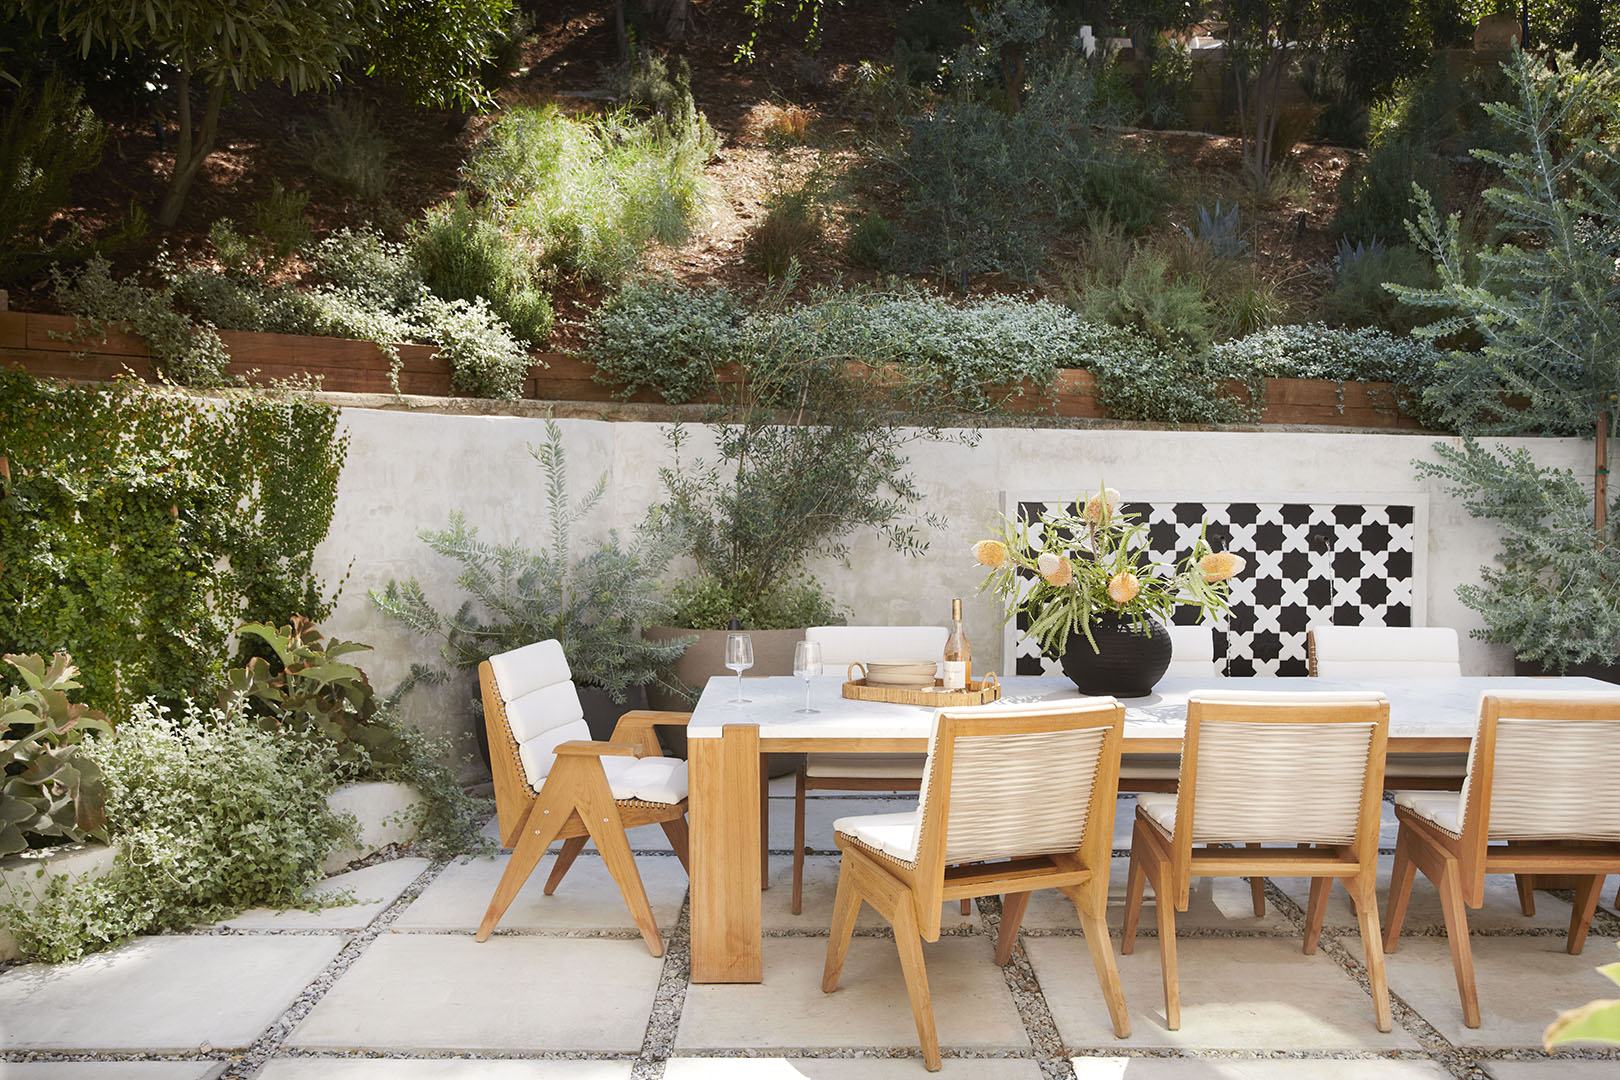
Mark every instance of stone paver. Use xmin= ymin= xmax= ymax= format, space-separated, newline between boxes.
xmin=762 ymin=855 xmax=976 ymax=932
xmin=256 ymin=1062 xmax=632 ymax=1079
xmin=289 ymin=935 xmax=662 ymax=1052
xmin=1484 ymin=1062 xmax=1620 ymax=1079
xmin=665 ymin=1059 xmax=1044 ymax=1078
xmin=0 ymin=1066 xmax=223 ymax=1080
xmin=0 ymin=935 xmax=344 ymax=1052
xmin=1271 ymin=855 xmax=1574 ymax=934
xmin=1383 ymin=935 xmax=1620 ymax=1048
xmin=677 ymin=936 xmax=1027 ymax=1054
xmin=1069 ymin=1060 xmax=1452 ymax=1078
xmin=1027 ymin=936 xmax=1419 ymax=1051
xmin=393 ymin=852 xmax=686 ymax=932
xmin=1018 ymin=862 xmax=1293 ymax=934
xmin=215 ymin=858 xmax=430 ymax=931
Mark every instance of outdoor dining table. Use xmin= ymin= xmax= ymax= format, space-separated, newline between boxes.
xmin=684 ymin=672 xmax=1617 ymax=983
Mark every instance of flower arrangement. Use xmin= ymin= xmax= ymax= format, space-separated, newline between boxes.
xmin=974 ymin=485 xmax=1245 ymax=656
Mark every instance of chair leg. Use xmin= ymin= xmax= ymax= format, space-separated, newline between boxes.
xmin=760 ymin=754 xmax=770 ymax=890
xmin=1350 ymin=875 xmax=1393 ymax=1033
xmin=1303 ymin=876 xmax=1332 ymax=955
xmin=892 ymin=901 xmax=942 ymax=1072
xmin=660 ymin=815 xmax=691 ymax=875
xmin=1514 ymin=875 xmax=1537 ymax=917
xmin=1568 ymin=875 xmax=1605 ymax=955
xmin=1073 ymin=888 xmax=1132 ymax=1039
xmin=478 ymin=803 xmax=567 ymax=941
xmin=584 ymin=800 xmax=665 ymax=957
xmin=1383 ymin=830 xmax=1417 ymax=955
xmin=792 ymin=768 xmax=808 ymax=915
xmin=960 ymin=898 xmax=972 ymax=915
xmin=1246 ymin=843 xmax=1266 ymax=916
xmin=543 ymin=835 xmax=588 ymax=895
xmin=1435 ymin=856 xmax=1481 ymax=1029
xmin=1121 ymin=822 xmax=1149 ymax=954
xmin=995 ymin=891 xmax=1031 ymax=965
xmin=822 ymin=855 xmax=861 ymax=993
xmin=1149 ymin=857 xmax=1181 ymax=1030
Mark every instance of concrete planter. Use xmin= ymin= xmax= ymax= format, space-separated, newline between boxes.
xmin=0 ymin=780 xmax=426 ymax=959
xmin=643 ymin=626 xmax=804 ymax=767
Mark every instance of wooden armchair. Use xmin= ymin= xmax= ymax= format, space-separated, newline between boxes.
xmin=476 ymin=639 xmax=692 ymax=956
xmin=1123 ymin=690 xmax=1393 ymax=1033
xmin=1385 ymin=690 xmax=1620 ymax=1028
xmin=822 ymin=699 xmax=1131 ymax=1070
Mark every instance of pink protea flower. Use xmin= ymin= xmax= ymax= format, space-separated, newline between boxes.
xmin=972 ymin=539 xmax=1008 ymax=568
xmin=1198 ymin=552 xmax=1246 ymax=583
xmin=1107 ymin=571 xmax=1140 ymax=603
xmin=1037 ymin=552 xmax=1074 ymax=586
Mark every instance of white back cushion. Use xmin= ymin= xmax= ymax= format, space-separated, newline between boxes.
xmin=807 ymin=625 xmax=949 ymax=676
xmin=1166 ymin=623 xmax=1218 ymax=678
xmin=1310 ymin=625 xmax=1461 ymax=678
xmin=1462 ymin=692 xmax=1620 ymax=841
xmin=1186 ymin=691 xmax=1385 ymax=845
xmin=489 ymin=640 xmax=589 ymax=789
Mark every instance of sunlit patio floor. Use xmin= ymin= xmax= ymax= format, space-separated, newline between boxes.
xmin=3 ymin=789 xmax=1619 ymax=1080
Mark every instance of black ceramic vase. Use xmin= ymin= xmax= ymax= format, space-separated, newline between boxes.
xmin=1057 ymin=612 xmax=1173 ymax=698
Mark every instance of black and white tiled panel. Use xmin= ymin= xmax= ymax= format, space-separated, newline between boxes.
xmin=1009 ymin=500 xmax=1417 ymax=677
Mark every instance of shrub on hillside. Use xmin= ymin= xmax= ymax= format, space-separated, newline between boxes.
xmin=410 ymin=193 xmax=554 ymax=344
xmin=747 ymin=185 xmax=822 ymax=279
xmin=586 ymin=278 xmax=742 ymax=403
xmin=1317 ymin=241 xmax=1435 ymax=334
xmin=302 ymin=100 xmax=393 ymax=201
xmin=0 ymin=76 xmax=106 ymax=282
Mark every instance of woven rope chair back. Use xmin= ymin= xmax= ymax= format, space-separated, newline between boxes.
xmin=916 ymin=701 xmax=1119 ymax=868
xmin=1462 ymin=692 xmax=1620 ymax=842
xmin=1183 ymin=691 xmax=1387 ymax=846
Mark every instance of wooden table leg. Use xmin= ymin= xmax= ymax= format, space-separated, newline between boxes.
xmin=690 ymin=724 xmax=763 ymax=983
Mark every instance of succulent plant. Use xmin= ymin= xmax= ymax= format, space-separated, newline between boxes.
xmin=0 ymin=653 xmax=113 ymax=857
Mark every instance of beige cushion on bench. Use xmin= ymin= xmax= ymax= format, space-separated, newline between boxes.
xmin=1394 ymin=790 xmax=1462 ymax=836
xmin=600 ymin=757 xmax=688 ymax=805
xmin=834 ymin=809 xmax=920 ymax=866
xmin=806 ymin=753 xmax=927 ymax=780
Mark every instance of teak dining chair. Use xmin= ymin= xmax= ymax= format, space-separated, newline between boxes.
xmin=1117 ymin=623 xmax=1221 ymax=797
xmin=1385 ymin=691 xmax=1620 ymax=1028
xmin=822 ymin=699 xmax=1131 ymax=1070
xmin=1307 ymin=624 xmax=1466 ymax=791
xmin=791 ymin=625 xmax=955 ymax=917
xmin=1123 ymin=690 xmax=1393 ymax=1032
xmin=476 ymin=639 xmax=693 ymax=956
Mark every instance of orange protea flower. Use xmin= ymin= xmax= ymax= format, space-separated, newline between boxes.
xmin=1107 ymin=571 xmax=1140 ymax=603
xmin=1199 ymin=552 xmax=1246 ymax=583
xmin=972 ymin=539 xmax=1008 ymax=568
xmin=1037 ymin=552 xmax=1073 ymax=586
xmin=1084 ymin=486 xmax=1121 ymax=524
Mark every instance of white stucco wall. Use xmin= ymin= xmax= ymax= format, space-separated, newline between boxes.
xmin=311 ymin=407 xmax=1591 ymax=759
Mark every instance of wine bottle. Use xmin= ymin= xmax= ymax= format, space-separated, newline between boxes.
xmin=943 ymin=598 xmax=971 ymax=690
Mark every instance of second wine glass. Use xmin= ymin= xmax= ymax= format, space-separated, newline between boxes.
xmin=725 ymin=632 xmax=753 ymax=705
xmin=793 ymin=639 xmax=822 ymax=714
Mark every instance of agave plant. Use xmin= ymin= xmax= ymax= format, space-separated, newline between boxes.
xmin=0 ymin=653 xmax=113 ymax=856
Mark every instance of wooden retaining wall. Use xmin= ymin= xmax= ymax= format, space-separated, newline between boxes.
xmin=0 ymin=311 xmax=1423 ymax=430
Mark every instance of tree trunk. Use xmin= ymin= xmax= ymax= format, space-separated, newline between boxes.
xmin=663 ymin=0 xmax=689 ymax=42
xmin=1597 ymin=408 xmax=1609 ymax=536
xmin=157 ymin=75 xmax=226 ymax=227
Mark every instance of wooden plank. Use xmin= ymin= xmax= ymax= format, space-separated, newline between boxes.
xmin=0 ymin=312 xmax=26 ymax=350
xmin=28 ymin=312 xmax=149 ymax=356
xmin=689 ymin=725 xmax=763 ymax=983
xmin=1 ymin=347 xmax=156 ymax=381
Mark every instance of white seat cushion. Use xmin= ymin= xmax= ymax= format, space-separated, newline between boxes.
xmin=1136 ymin=791 xmax=1178 ymax=834
xmin=833 ymin=809 xmax=920 ymax=865
xmin=1384 ymin=752 xmax=1468 ymax=779
xmin=600 ymin=756 xmax=688 ymax=805
xmin=1309 ymin=625 xmax=1461 ymax=678
xmin=1119 ymin=753 xmax=1180 ymax=780
xmin=1394 ymin=790 xmax=1463 ymax=836
xmin=806 ymin=753 xmax=926 ymax=780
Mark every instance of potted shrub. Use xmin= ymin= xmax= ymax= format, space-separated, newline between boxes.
xmin=373 ymin=419 xmax=694 ymax=761
xmin=640 ymin=281 xmax=972 ymax=744
xmin=971 ymin=485 xmax=1243 ymax=696
xmin=1417 ymin=439 xmax=1620 ymax=681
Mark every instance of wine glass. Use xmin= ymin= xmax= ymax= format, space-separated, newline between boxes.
xmin=793 ymin=639 xmax=822 ymax=714
xmin=725 ymin=632 xmax=754 ymax=704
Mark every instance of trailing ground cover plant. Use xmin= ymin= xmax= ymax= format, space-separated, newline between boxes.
xmin=0 ymin=373 xmax=346 ymax=710
xmin=586 ymin=277 xmax=742 ymax=403
xmin=0 ymin=653 xmax=111 ymax=856
xmin=372 ymin=419 xmax=693 ymax=702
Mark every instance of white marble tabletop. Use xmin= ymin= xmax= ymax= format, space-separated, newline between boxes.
xmin=685 ymin=674 xmax=1620 ymax=743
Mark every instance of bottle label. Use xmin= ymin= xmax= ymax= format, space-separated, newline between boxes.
xmin=943 ymin=661 xmax=967 ymax=690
